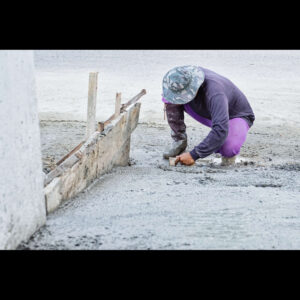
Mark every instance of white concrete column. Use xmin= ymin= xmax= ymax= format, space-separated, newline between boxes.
xmin=0 ymin=50 xmax=46 ymax=249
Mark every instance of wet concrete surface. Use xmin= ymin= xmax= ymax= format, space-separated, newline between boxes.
xmin=19 ymin=122 xmax=300 ymax=249
xmin=40 ymin=121 xmax=86 ymax=173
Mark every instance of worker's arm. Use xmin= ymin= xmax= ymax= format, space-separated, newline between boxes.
xmin=189 ymin=93 xmax=229 ymax=160
xmin=165 ymin=103 xmax=187 ymax=141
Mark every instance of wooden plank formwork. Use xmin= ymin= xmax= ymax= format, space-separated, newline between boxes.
xmin=44 ymin=89 xmax=146 ymax=214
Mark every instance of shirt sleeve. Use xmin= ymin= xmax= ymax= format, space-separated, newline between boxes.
xmin=190 ymin=93 xmax=229 ymax=160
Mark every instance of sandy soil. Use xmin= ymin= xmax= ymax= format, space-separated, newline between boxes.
xmin=18 ymin=50 xmax=300 ymax=249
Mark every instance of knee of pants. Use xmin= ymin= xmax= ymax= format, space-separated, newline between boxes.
xmin=219 ymin=142 xmax=241 ymax=158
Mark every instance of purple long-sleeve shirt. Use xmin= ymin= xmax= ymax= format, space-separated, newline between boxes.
xmin=163 ymin=67 xmax=255 ymax=160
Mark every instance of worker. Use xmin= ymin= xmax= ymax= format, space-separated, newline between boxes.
xmin=162 ymin=65 xmax=255 ymax=165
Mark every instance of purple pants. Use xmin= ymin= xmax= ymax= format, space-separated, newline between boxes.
xmin=162 ymin=96 xmax=249 ymax=158
xmin=184 ymin=104 xmax=249 ymax=157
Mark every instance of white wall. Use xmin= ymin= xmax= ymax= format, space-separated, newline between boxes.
xmin=0 ymin=50 xmax=46 ymax=249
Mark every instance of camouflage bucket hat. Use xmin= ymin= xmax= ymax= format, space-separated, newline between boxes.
xmin=162 ymin=65 xmax=205 ymax=104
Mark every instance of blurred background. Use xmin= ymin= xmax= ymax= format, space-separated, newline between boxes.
xmin=34 ymin=50 xmax=300 ymax=127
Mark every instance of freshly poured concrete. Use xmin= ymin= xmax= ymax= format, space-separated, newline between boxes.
xmin=0 ymin=51 xmax=46 ymax=249
xmin=17 ymin=50 xmax=300 ymax=249
xmin=20 ymin=121 xmax=300 ymax=250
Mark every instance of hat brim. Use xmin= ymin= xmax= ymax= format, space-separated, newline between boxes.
xmin=162 ymin=66 xmax=205 ymax=105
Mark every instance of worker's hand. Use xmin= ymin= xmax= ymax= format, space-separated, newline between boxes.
xmin=175 ymin=152 xmax=195 ymax=166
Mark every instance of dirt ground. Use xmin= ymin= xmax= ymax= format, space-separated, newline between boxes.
xmin=20 ymin=119 xmax=300 ymax=250
xmin=18 ymin=50 xmax=300 ymax=249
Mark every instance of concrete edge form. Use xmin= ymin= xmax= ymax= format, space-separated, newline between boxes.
xmin=44 ymin=102 xmax=141 ymax=214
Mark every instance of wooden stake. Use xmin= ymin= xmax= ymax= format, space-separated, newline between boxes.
xmin=115 ymin=92 xmax=121 ymax=118
xmin=86 ymin=72 xmax=98 ymax=139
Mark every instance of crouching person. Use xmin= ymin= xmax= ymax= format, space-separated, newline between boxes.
xmin=162 ymin=66 xmax=255 ymax=166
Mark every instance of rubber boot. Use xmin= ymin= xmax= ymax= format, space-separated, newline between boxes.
xmin=163 ymin=139 xmax=187 ymax=159
xmin=221 ymin=155 xmax=237 ymax=166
